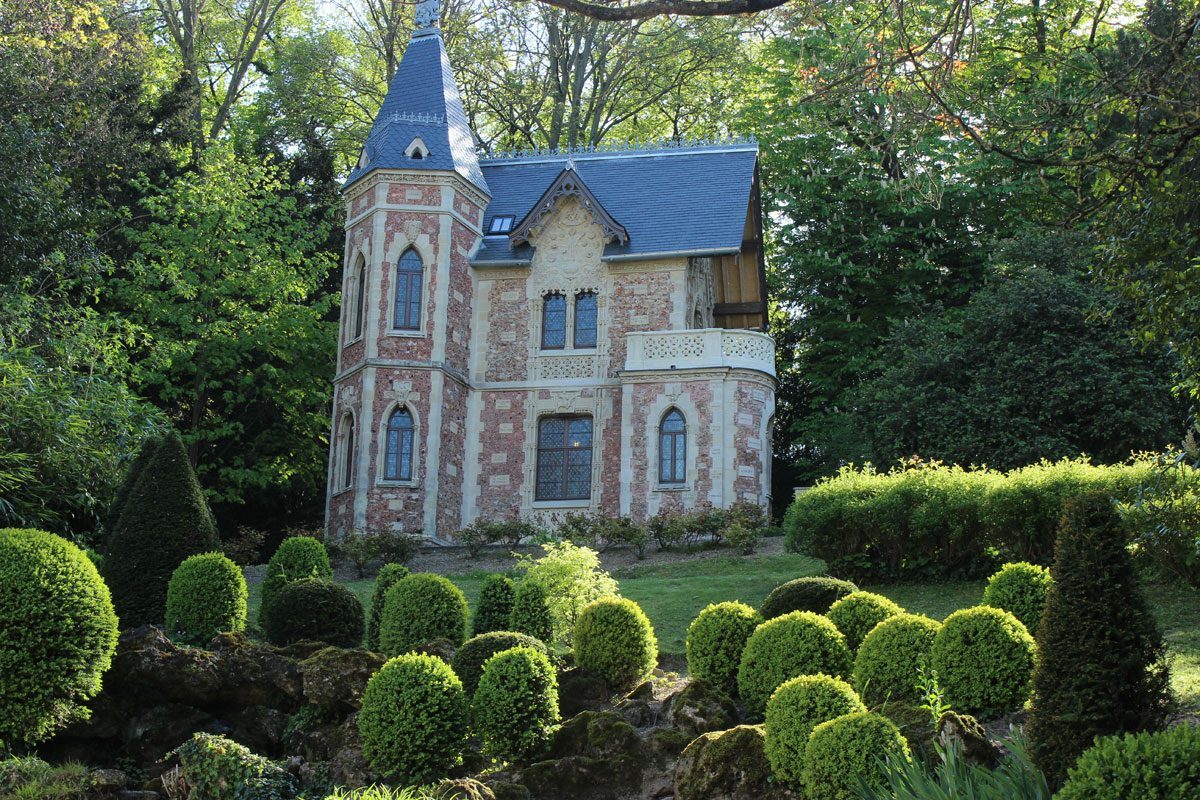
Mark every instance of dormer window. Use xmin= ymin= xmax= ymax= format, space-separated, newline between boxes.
xmin=405 ymin=137 xmax=430 ymax=160
xmin=488 ymin=215 xmax=515 ymax=235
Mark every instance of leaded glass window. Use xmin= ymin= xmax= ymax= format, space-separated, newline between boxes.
xmin=536 ymin=415 xmax=593 ymax=500
xmin=394 ymin=249 xmax=423 ymax=330
xmin=352 ymin=256 xmax=367 ymax=340
xmin=542 ymin=293 xmax=566 ymax=349
xmin=659 ymin=408 xmax=686 ymax=484
xmin=384 ymin=408 xmax=415 ymax=481
xmin=574 ymin=291 xmax=597 ymax=348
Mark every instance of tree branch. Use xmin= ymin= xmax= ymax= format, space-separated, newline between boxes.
xmin=528 ymin=0 xmax=792 ymax=21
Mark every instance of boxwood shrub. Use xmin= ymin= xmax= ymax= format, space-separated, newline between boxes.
xmin=982 ymin=561 xmax=1052 ymax=635
xmin=380 ymin=573 xmax=469 ymax=656
xmin=764 ymin=674 xmax=866 ymax=786
xmin=803 ymin=711 xmax=911 ymax=800
xmin=358 ymin=653 xmax=468 ymax=784
xmin=1056 ymin=726 xmax=1200 ymax=800
xmin=508 ymin=579 xmax=554 ymax=644
xmin=0 ymin=528 xmax=120 ymax=749
xmin=826 ymin=591 xmax=904 ymax=651
xmin=685 ymin=601 xmax=762 ymax=697
xmin=165 ymin=552 xmax=248 ymax=645
xmin=472 ymin=646 xmax=560 ymax=762
xmin=759 ymin=576 xmax=859 ymax=619
xmin=930 ymin=606 xmax=1036 ymax=719
xmin=473 ymin=574 xmax=516 ymax=636
xmin=259 ymin=536 xmax=333 ymax=626
xmin=737 ymin=611 xmax=853 ymax=719
xmin=853 ymin=613 xmax=941 ymax=705
xmin=573 ymin=597 xmax=658 ymax=689
xmin=261 ymin=578 xmax=365 ymax=648
xmin=451 ymin=631 xmax=548 ymax=696
xmin=365 ymin=564 xmax=410 ymax=652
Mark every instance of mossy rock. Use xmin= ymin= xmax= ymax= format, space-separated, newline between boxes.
xmin=666 ymin=679 xmax=738 ymax=738
xmin=557 ymin=668 xmax=612 ymax=717
xmin=545 ymin=711 xmax=646 ymax=765
xmin=674 ymin=724 xmax=791 ymax=800
xmin=936 ymin=711 xmax=999 ymax=768
xmin=300 ymin=647 xmax=386 ymax=712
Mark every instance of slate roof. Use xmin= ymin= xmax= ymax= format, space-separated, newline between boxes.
xmin=472 ymin=143 xmax=759 ymax=266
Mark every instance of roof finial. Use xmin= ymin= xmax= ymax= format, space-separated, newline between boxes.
xmin=413 ymin=0 xmax=440 ymax=36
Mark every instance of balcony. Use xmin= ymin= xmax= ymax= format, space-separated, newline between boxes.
xmin=624 ymin=328 xmax=775 ymax=378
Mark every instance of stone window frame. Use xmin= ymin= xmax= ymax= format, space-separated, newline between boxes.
xmin=533 ymin=414 xmax=594 ymax=502
xmin=646 ymin=389 xmax=701 ymax=494
xmin=540 ymin=291 xmax=567 ymax=350
xmin=392 ymin=247 xmax=425 ymax=332
xmin=658 ymin=407 xmax=687 ymax=484
xmin=335 ymin=409 xmax=357 ymax=495
xmin=534 ymin=285 xmax=605 ymax=355
xmin=526 ymin=392 xmax=603 ymax=512
xmin=384 ymin=234 xmax=434 ymax=340
xmin=573 ymin=290 xmax=598 ymax=349
xmin=343 ymin=249 xmax=369 ymax=347
xmin=378 ymin=402 xmax=421 ymax=487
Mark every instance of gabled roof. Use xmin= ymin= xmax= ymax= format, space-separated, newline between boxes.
xmin=344 ymin=30 xmax=488 ymax=194
xmin=472 ymin=142 xmax=758 ymax=266
xmin=510 ymin=164 xmax=628 ymax=246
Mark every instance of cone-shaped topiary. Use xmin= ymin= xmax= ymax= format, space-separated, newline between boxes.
xmin=261 ymin=578 xmax=364 ymax=647
xmin=366 ymin=563 xmax=410 ymax=651
xmin=759 ymin=576 xmax=859 ymax=619
xmin=105 ymin=433 xmax=161 ymax=536
xmin=982 ymin=561 xmax=1053 ymax=636
xmin=826 ymin=591 xmax=904 ymax=652
xmin=165 ymin=552 xmax=248 ymax=645
xmin=359 ymin=653 xmax=468 ymax=784
xmin=737 ymin=611 xmax=853 ymax=719
xmin=803 ymin=711 xmax=911 ymax=800
xmin=1028 ymin=493 xmax=1171 ymax=788
xmin=473 ymin=574 xmax=516 ymax=636
xmin=853 ymin=613 xmax=942 ymax=706
xmin=574 ymin=597 xmax=658 ymax=689
xmin=472 ymin=646 xmax=560 ymax=762
xmin=1055 ymin=726 xmax=1200 ymax=800
xmin=103 ymin=430 xmax=219 ymax=626
xmin=0 ymin=529 xmax=120 ymax=750
xmin=509 ymin=579 xmax=553 ymax=644
xmin=452 ymin=631 xmax=549 ymax=697
xmin=379 ymin=572 xmax=469 ymax=656
xmin=686 ymin=601 xmax=763 ymax=698
xmin=259 ymin=536 xmax=333 ymax=626
xmin=765 ymin=674 xmax=866 ymax=786
xmin=930 ymin=605 xmax=1036 ymax=720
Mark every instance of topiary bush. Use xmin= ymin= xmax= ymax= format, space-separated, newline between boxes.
xmin=104 ymin=430 xmax=220 ymax=626
xmin=105 ymin=432 xmax=161 ymax=535
xmin=764 ymin=674 xmax=866 ymax=786
xmin=358 ymin=653 xmax=468 ymax=784
xmin=685 ymin=601 xmax=762 ymax=698
xmin=366 ymin=564 xmax=410 ymax=652
xmin=261 ymin=578 xmax=365 ymax=648
xmin=737 ymin=611 xmax=854 ymax=719
xmin=379 ymin=573 xmax=469 ymax=656
xmin=853 ymin=613 xmax=941 ymax=706
xmin=826 ymin=591 xmax=904 ymax=651
xmin=0 ymin=528 xmax=120 ymax=750
xmin=473 ymin=574 xmax=516 ymax=636
xmin=982 ymin=561 xmax=1053 ymax=635
xmin=573 ymin=597 xmax=658 ymax=689
xmin=509 ymin=579 xmax=554 ymax=644
xmin=165 ymin=552 xmax=248 ymax=645
xmin=451 ymin=631 xmax=548 ymax=696
xmin=1055 ymin=726 xmax=1200 ymax=800
xmin=930 ymin=605 xmax=1036 ymax=720
xmin=803 ymin=711 xmax=912 ymax=800
xmin=259 ymin=536 xmax=333 ymax=626
xmin=472 ymin=646 xmax=560 ymax=762
xmin=169 ymin=732 xmax=298 ymax=799
xmin=759 ymin=576 xmax=859 ymax=619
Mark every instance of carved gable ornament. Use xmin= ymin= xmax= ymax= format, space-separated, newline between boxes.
xmin=510 ymin=164 xmax=629 ymax=247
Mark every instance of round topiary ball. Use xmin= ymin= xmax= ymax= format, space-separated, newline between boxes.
xmin=982 ymin=561 xmax=1052 ymax=636
xmin=0 ymin=528 xmax=120 ymax=749
xmin=1056 ymin=726 xmax=1200 ymax=800
xmin=261 ymin=578 xmax=364 ymax=648
xmin=165 ymin=552 xmax=248 ymax=645
xmin=853 ymin=613 xmax=942 ymax=706
xmin=259 ymin=536 xmax=332 ymax=625
xmin=574 ymin=597 xmax=658 ymax=689
xmin=472 ymin=646 xmax=560 ymax=762
xmin=366 ymin=563 xmax=410 ymax=652
xmin=452 ymin=631 xmax=549 ymax=696
xmin=686 ymin=601 xmax=763 ymax=698
xmin=765 ymin=674 xmax=866 ymax=786
xmin=737 ymin=611 xmax=853 ymax=719
xmin=473 ymin=574 xmax=516 ymax=636
xmin=930 ymin=605 xmax=1036 ymax=720
xmin=359 ymin=653 xmax=468 ymax=784
xmin=803 ymin=711 xmax=912 ymax=800
xmin=379 ymin=573 xmax=469 ymax=656
xmin=759 ymin=576 xmax=859 ymax=619
xmin=826 ymin=591 xmax=904 ymax=652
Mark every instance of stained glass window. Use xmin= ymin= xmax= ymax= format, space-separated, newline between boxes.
xmin=659 ymin=409 xmax=686 ymax=484
xmin=536 ymin=415 xmax=592 ymax=500
xmin=384 ymin=408 xmax=415 ymax=481
xmin=542 ymin=293 xmax=566 ymax=349
xmin=394 ymin=249 xmax=423 ymax=330
xmin=574 ymin=291 xmax=597 ymax=348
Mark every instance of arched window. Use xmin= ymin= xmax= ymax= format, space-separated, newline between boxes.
xmin=351 ymin=255 xmax=366 ymax=340
xmin=394 ymin=249 xmax=423 ymax=330
xmin=574 ymin=291 xmax=597 ymax=348
xmin=541 ymin=292 xmax=566 ymax=349
xmin=384 ymin=407 xmax=415 ymax=481
xmin=340 ymin=413 xmax=356 ymax=490
xmin=659 ymin=408 xmax=686 ymax=484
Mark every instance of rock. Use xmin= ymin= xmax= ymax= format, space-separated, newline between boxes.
xmin=108 ymin=627 xmax=224 ymax=707
xmin=937 ymin=711 xmax=1000 ymax=768
xmin=546 ymin=711 xmax=646 ymax=764
xmin=301 ymin=647 xmax=386 ymax=711
xmin=626 ymin=680 xmax=655 ymax=702
xmin=665 ymin=680 xmax=738 ymax=739
xmin=673 ymin=725 xmax=791 ymax=800
xmin=88 ymin=768 xmax=128 ymax=796
xmin=489 ymin=783 xmax=531 ymax=800
xmin=557 ymin=668 xmax=612 ymax=717
xmin=226 ymin=706 xmax=289 ymax=755
xmin=209 ymin=632 xmax=304 ymax=709
xmin=120 ymin=702 xmax=214 ymax=764
xmin=509 ymin=712 xmax=649 ymax=800
xmin=415 ymin=638 xmax=458 ymax=663
xmin=647 ymin=727 xmax=693 ymax=761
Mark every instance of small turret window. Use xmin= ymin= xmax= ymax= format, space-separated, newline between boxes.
xmin=394 ymin=249 xmax=423 ymax=331
xmin=405 ymin=137 xmax=430 ymax=160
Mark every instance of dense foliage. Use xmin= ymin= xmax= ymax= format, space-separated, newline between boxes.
xmin=379 ymin=573 xmax=469 ymax=656
xmin=685 ymin=601 xmax=762 ymax=697
xmin=508 ymin=580 xmax=554 ymax=644
xmin=982 ymin=562 xmax=1052 ymax=636
xmin=858 ymin=732 xmax=1051 ymax=800
xmin=573 ymin=597 xmax=658 ymax=689
xmin=472 ymin=574 xmax=516 ymax=636
xmin=764 ymin=674 xmax=865 ymax=786
xmin=513 ymin=542 xmax=618 ymax=648
xmin=451 ymin=631 xmax=549 ymax=697
xmin=736 ymin=611 xmax=853 ymax=718
xmin=826 ymin=591 xmax=903 ymax=652
xmin=261 ymin=578 xmax=365 ymax=648
xmin=472 ymin=646 xmax=560 ymax=762
xmin=853 ymin=613 xmax=941 ymax=706
xmin=1056 ymin=726 xmax=1200 ymax=800
xmin=260 ymin=536 xmax=333 ymax=626
xmin=758 ymin=576 xmax=858 ymax=619
xmin=802 ymin=712 xmax=911 ymax=800
xmin=930 ymin=606 xmax=1037 ymax=720
xmin=366 ymin=564 xmax=410 ymax=652
xmin=165 ymin=552 xmax=248 ymax=645
xmin=170 ymin=732 xmax=298 ymax=800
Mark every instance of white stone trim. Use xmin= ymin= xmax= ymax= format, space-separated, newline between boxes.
xmin=644 ymin=390 xmax=702 ymax=516
xmin=383 ymin=232 xmax=435 ymax=339
xmin=521 ymin=393 xmax=604 ymax=516
xmin=375 ymin=399 xmax=422 ymax=488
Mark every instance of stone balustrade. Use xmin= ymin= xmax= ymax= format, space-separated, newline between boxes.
xmin=624 ymin=328 xmax=775 ymax=377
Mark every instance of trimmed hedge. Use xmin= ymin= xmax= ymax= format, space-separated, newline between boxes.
xmin=509 ymin=579 xmax=554 ymax=644
xmin=0 ymin=528 xmax=119 ymax=749
xmin=802 ymin=711 xmax=911 ymax=800
xmin=930 ymin=606 xmax=1036 ymax=719
xmin=473 ymin=574 xmax=516 ymax=636
xmin=260 ymin=536 xmax=333 ymax=626
xmin=451 ymin=631 xmax=548 ymax=697
xmin=165 ymin=552 xmax=248 ymax=645
xmin=359 ymin=653 xmax=468 ymax=784
xmin=982 ymin=561 xmax=1052 ymax=635
xmin=826 ymin=591 xmax=904 ymax=651
xmin=573 ymin=597 xmax=658 ymax=689
xmin=737 ymin=611 xmax=853 ymax=718
xmin=1056 ymin=726 xmax=1200 ymax=800
xmin=685 ymin=601 xmax=762 ymax=697
xmin=759 ymin=576 xmax=858 ymax=619
xmin=472 ymin=646 xmax=560 ymax=761
xmin=366 ymin=564 xmax=410 ymax=652
xmin=261 ymin=578 xmax=365 ymax=648
xmin=853 ymin=613 xmax=941 ymax=706
xmin=379 ymin=573 xmax=469 ymax=656
xmin=764 ymin=674 xmax=866 ymax=786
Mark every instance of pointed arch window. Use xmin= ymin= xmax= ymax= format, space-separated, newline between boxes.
xmin=394 ymin=249 xmax=423 ymax=331
xmin=574 ymin=291 xmax=597 ymax=349
xmin=351 ymin=255 xmax=367 ymax=340
xmin=384 ymin=407 xmax=415 ymax=481
xmin=541 ymin=292 xmax=566 ymax=350
xmin=339 ymin=413 xmax=356 ymax=491
xmin=659 ymin=408 xmax=686 ymax=484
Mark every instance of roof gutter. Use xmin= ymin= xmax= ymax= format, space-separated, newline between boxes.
xmin=601 ymin=247 xmax=740 ymax=263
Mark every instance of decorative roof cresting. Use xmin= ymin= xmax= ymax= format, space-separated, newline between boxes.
xmin=414 ymin=0 xmax=440 ymax=35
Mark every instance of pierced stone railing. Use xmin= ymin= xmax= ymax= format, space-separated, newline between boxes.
xmin=624 ymin=328 xmax=775 ymax=377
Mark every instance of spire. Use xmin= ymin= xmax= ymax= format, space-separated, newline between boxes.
xmin=345 ymin=0 xmax=488 ymax=194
